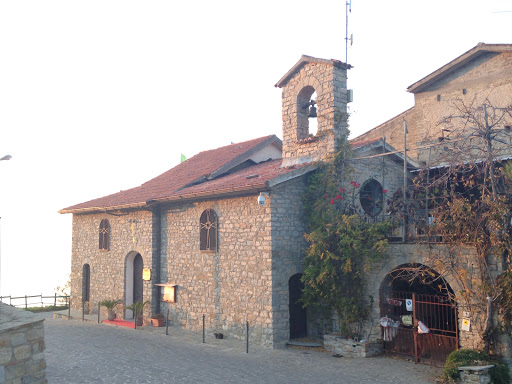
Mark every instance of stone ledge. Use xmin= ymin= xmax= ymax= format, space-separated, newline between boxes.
xmin=458 ymin=364 xmax=494 ymax=372
xmin=323 ymin=334 xmax=382 ymax=358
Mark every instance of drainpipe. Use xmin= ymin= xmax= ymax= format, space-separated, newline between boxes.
xmin=151 ymin=206 xmax=162 ymax=315
xmin=403 ymin=119 xmax=408 ymax=242
xmin=483 ymin=296 xmax=493 ymax=353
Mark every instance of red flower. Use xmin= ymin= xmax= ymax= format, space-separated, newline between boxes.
xmin=330 ymin=198 xmax=335 ymax=204
xmin=382 ymin=189 xmax=388 ymax=193
xmin=339 ymin=187 xmax=346 ymax=193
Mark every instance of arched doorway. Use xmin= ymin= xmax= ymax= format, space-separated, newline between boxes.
xmin=82 ymin=264 xmax=90 ymax=303
xmin=380 ymin=263 xmax=457 ymax=364
xmin=289 ymin=273 xmax=307 ymax=339
xmin=125 ymin=252 xmax=143 ymax=319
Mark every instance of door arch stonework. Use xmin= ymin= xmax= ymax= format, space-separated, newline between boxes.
xmin=125 ymin=251 xmax=143 ymax=319
xmin=379 ymin=263 xmax=458 ymax=364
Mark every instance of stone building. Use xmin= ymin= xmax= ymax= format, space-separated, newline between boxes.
xmin=354 ymin=43 xmax=512 ymax=363
xmin=354 ymin=43 xmax=512 ymax=165
xmin=61 ymin=44 xmax=512 ymax=361
xmin=61 ymin=55 xmax=358 ymax=348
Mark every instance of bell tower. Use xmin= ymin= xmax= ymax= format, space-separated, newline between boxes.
xmin=275 ymin=55 xmax=351 ymax=166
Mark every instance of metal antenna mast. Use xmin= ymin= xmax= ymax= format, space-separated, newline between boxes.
xmin=345 ymin=0 xmax=352 ymax=63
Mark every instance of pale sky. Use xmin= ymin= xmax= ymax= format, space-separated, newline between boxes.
xmin=0 ymin=0 xmax=511 ymax=297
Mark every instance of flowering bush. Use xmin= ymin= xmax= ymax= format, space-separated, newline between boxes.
xmin=301 ymin=142 xmax=393 ymax=335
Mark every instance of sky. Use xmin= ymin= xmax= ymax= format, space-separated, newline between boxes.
xmin=0 ymin=0 xmax=511 ymax=298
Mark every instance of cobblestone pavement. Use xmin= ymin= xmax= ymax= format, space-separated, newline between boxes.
xmin=43 ymin=315 xmax=441 ymax=383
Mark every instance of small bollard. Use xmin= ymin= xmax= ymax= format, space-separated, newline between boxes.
xmin=134 ymin=307 xmax=137 ymax=330
xmin=68 ymin=298 xmax=71 ymax=320
xmin=246 ymin=321 xmax=249 ymax=354
xmin=166 ymin=309 xmax=169 ymax=336
xmin=203 ymin=314 xmax=205 ymax=343
xmin=97 ymin=302 xmax=100 ymax=323
xmin=82 ymin=300 xmax=85 ymax=321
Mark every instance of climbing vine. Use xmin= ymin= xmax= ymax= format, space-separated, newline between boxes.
xmin=386 ymin=100 xmax=512 ymax=352
xmin=300 ymin=138 xmax=393 ymax=336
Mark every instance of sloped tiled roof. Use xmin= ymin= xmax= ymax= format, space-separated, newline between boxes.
xmin=350 ymin=138 xmax=381 ymax=149
xmin=275 ymin=55 xmax=352 ymax=88
xmin=60 ymin=135 xmax=299 ymax=213
xmin=60 ymin=133 xmax=395 ymax=214
xmin=407 ymin=43 xmax=512 ymax=93
xmin=160 ymin=159 xmax=310 ymax=201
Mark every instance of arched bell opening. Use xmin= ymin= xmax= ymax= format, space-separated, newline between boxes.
xmin=297 ymin=86 xmax=318 ymax=138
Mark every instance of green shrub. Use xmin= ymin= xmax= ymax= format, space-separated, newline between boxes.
xmin=25 ymin=305 xmax=69 ymax=313
xmin=444 ymin=349 xmax=510 ymax=383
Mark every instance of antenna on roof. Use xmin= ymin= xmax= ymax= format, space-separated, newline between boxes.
xmin=345 ymin=0 xmax=352 ymax=64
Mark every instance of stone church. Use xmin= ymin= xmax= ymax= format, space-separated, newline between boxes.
xmin=61 ymin=43 xmax=512 ymax=358
xmin=61 ymin=55 xmax=358 ymax=348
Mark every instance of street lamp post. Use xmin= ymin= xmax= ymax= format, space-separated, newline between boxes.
xmin=0 ymin=155 xmax=11 ymax=298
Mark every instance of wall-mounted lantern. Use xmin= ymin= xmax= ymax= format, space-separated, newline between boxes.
xmin=155 ymin=283 xmax=177 ymax=303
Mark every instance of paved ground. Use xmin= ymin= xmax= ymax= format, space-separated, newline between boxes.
xmin=43 ymin=314 xmax=442 ymax=383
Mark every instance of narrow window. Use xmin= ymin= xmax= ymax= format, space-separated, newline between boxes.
xmin=200 ymin=209 xmax=218 ymax=251
xmin=99 ymin=219 xmax=110 ymax=250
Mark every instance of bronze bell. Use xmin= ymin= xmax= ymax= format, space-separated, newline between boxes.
xmin=307 ymin=104 xmax=317 ymax=118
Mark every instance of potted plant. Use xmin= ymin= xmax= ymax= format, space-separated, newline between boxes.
xmin=100 ymin=299 xmax=122 ymax=321
xmin=125 ymin=301 xmax=150 ymax=326
xmin=150 ymin=313 xmax=165 ymax=327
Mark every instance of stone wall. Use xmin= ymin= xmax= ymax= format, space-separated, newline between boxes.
xmin=70 ymin=210 xmax=154 ymax=321
xmin=323 ymin=333 xmax=382 ymax=358
xmin=366 ymin=243 xmax=489 ymax=351
xmin=355 ymin=51 xmax=512 ymax=164
xmin=160 ymin=195 xmax=274 ymax=346
xmin=69 ymin=181 xmax=311 ymax=348
xmin=0 ymin=304 xmax=46 ymax=384
xmin=280 ymin=61 xmax=349 ymax=166
xmin=270 ymin=177 xmax=309 ymax=347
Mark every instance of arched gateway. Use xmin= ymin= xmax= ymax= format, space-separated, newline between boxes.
xmin=379 ymin=263 xmax=458 ymax=364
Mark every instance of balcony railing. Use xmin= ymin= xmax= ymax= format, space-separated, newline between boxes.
xmin=357 ymin=210 xmax=443 ymax=243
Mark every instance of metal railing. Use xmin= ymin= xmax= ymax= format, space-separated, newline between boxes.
xmin=0 ymin=294 xmax=70 ymax=309
xmin=356 ymin=211 xmax=443 ymax=243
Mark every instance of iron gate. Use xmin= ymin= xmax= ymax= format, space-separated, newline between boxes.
xmin=381 ymin=291 xmax=458 ymax=364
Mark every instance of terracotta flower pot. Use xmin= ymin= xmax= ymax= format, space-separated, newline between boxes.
xmin=151 ymin=318 xmax=164 ymax=327
xmin=107 ymin=310 xmax=116 ymax=321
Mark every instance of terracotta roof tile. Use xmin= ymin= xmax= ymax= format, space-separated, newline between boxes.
xmin=60 ymin=135 xmax=290 ymax=213
xmin=168 ymin=159 xmax=309 ymax=200
xmin=350 ymin=138 xmax=382 ymax=149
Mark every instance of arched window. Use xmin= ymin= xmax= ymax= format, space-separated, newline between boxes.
xmin=99 ymin=219 xmax=110 ymax=250
xmin=200 ymin=209 xmax=217 ymax=251
xmin=359 ymin=179 xmax=384 ymax=217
